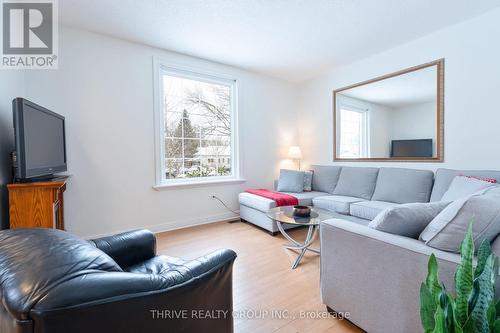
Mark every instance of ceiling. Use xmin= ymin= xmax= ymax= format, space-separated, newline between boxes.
xmin=60 ymin=0 xmax=500 ymax=82
xmin=340 ymin=65 xmax=437 ymax=108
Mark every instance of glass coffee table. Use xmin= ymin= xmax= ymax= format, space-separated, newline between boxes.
xmin=267 ymin=206 xmax=331 ymax=269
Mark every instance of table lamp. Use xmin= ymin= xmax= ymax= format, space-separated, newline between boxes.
xmin=288 ymin=146 xmax=303 ymax=170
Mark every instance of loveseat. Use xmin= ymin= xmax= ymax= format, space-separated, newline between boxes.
xmin=239 ymin=166 xmax=500 ymax=332
xmin=0 ymin=228 xmax=237 ymax=333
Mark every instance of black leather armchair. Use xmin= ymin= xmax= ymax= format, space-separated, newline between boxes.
xmin=0 ymin=228 xmax=237 ymax=333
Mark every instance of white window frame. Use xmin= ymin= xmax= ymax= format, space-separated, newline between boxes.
xmin=338 ymin=104 xmax=370 ymax=158
xmin=153 ymin=58 xmax=242 ymax=189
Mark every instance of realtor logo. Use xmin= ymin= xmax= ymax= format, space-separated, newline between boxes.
xmin=1 ymin=0 xmax=58 ymax=69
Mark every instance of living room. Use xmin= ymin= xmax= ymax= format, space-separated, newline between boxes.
xmin=1 ymin=1 xmax=500 ymax=332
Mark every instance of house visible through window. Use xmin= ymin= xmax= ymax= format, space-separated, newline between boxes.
xmin=157 ymin=66 xmax=238 ymax=184
xmin=339 ymin=106 xmax=368 ymax=158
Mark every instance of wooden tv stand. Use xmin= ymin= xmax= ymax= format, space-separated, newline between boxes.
xmin=7 ymin=176 xmax=68 ymax=230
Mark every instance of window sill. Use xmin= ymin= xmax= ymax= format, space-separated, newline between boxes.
xmin=153 ymin=178 xmax=246 ymax=190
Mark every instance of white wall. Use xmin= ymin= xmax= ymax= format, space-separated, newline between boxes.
xmin=391 ymin=102 xmax=437 ymax=154
xmin=0 ymin=72 xmax=25 ymax=229
xmin=368 ymin=103 xmax=392 ymax=157
xmin=24 ymin=27 xmax=299 ymax=237
xmin=298 ymin=7 xmax=500 ymax=170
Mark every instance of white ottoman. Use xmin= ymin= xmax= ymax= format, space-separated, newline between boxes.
xmin=238 ymin=192 xmax=300 ymax=235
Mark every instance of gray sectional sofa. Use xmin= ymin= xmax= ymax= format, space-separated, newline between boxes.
xmin=240 ymin=166 xmax=440 ymax=233
xmin=238 ymin=166 xmax=500 ymax=332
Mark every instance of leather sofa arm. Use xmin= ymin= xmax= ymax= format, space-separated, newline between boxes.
xmin=174 ymin=249 xmax=237 ymax=282
xmin=89 ymin=229 xmax=156 ymax=269
xmin=31 ymin=249 xmax=238 ymax=311
xmin=29 ymin=249 xmax=237 ymax=333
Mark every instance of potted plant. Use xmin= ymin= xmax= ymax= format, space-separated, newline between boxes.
xmin=420 ymin=224 xmax=500 ymax=333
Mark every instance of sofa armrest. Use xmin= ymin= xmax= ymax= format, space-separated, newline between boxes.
xmin=321 ymin=218 xmax=461 ymax=264
xmin=30 ymin=249 xmax=237 ymax=333
xmin=319 ymin=218 xmax=462 ymax=333
xmin=31 ymin=249 xmax=237 ymax=311
xmin=179 ymin=249 xmax=238 ymax=281
xmin=89 ymin=229 xmax=156 ymax=269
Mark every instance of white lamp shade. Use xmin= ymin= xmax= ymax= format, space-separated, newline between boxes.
xmin=288 ymin=146 xmax=303 ymax=159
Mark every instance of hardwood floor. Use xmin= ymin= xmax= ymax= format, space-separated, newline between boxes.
xmin=156 ymin=220 xmax=363 ymax=333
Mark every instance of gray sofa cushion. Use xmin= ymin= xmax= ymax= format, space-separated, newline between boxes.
xmin=371 ymin=167 xmax=434 ymax=204
xmin=369 ymin=202 xmax=450 ymax=238
xmin=441 ymin=176 xmax=496 ymax=202
xmin=310 ymin=165 xmax=342 ymax=193
xmin=349 ymin=201 xmax=399 ymax=220
xmin=276 ymin=169 xmax=304 ymax=193
xmin=312 ymin=195 xmax=363 ymax=215
xmin=421 ymin=186 xmax=500 ymax=253
xmin=430 ymin=168 xmax=500 ymax=201
xmin=281 ymin=191 xmax=330 ymax=206
xmin=333 ymin=167 xmax=379 ymax=200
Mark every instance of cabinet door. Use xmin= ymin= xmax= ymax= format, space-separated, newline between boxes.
xmin=9 ymin=188 xmax=55 ymax=229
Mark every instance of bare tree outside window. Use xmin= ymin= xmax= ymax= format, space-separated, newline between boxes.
xmin=163 ymin=75 xmax=233 ymax=179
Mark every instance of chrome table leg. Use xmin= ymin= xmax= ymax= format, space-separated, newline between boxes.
xmin=276 ymin=222 xmax=320 ymax=269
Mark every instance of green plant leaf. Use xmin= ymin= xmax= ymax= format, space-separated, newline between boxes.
xmin=476 ymin=240 xmax=492 ymax=279
xmin=493 ymin=319 xmax=500 ymax=333
xmin=442 ymin=289 xmax=463 ymax=333
xmin=471 ymin=254 xmax=496 ymax=333
xmin=469 ymin=281 xmax=480 ymax=315
xmin=420 ymin=221 xmax=500 ymax=333
xmin=440 ymin=286 xmax=452 ymax=329
xmin=427 ymin=254 xmax=443 ymax=300
xmin=462 ymin=316 xmax=475 ymax=333
xmin=421 ymin=283 xmax=437 ymax=333
xmin=455 ymin=224 xmax=475 ymax=326
xmin=452 ymin=318 xmax=464 ymax=333
xmin=433 ymin=306 xmax=447 ymax=333
xmin=451 ymin=298 xmax=465 ymax=333
xmin=488 ymin=301 xmax=496 ymax=330
xmin=492 ymin=257 xmax=499 ymax=287
xmin=495 ymin=299 xmax=500 ymax=317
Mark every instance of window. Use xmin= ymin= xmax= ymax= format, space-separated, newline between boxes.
xmin=154 ymin=61 xmax=239 ymax=186
xmin=338 ymin=106 xmax=369 ymax=158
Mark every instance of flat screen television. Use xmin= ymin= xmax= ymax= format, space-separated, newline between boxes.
xmin=391 ymin=139 xmax=433 ymax=158
xmin=12 ymin=98 xmax=67 ymax=180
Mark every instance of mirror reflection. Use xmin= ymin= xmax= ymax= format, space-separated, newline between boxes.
xmin=334 ymin=60 xmax=443 ymax=161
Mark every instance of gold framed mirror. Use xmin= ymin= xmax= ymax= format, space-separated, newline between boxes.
xmin=333 ymin=59 xmax=444 ymax=162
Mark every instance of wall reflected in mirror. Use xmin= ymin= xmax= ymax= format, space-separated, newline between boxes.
xmin=334 ymin=59 xmax=443 ymax=161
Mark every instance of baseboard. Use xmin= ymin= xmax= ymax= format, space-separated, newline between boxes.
xmin=84 ymin=211 xmax=240 ymax=239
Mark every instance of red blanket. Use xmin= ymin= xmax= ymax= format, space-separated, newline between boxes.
xmin=245 ymin=189 xmax=298 ymax=207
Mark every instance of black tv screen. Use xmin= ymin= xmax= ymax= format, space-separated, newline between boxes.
xmin=13 ymin=98 xmax=67 ymax=180
xmin=391 ymin=139 xmax=432 ymax=158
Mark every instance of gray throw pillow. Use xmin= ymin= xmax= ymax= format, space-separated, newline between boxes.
xmin=420 ymin=186 xmax=500 ymax=253
xmin=276 ymin=169 xmax=305 ymax=193
xmin=303 ymin=170 xmax=313 ymax=192
xmin=441 ymin=175 xmax=495 ymax=202
xmin=368 ymin=202 xmax=450 ymax=239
